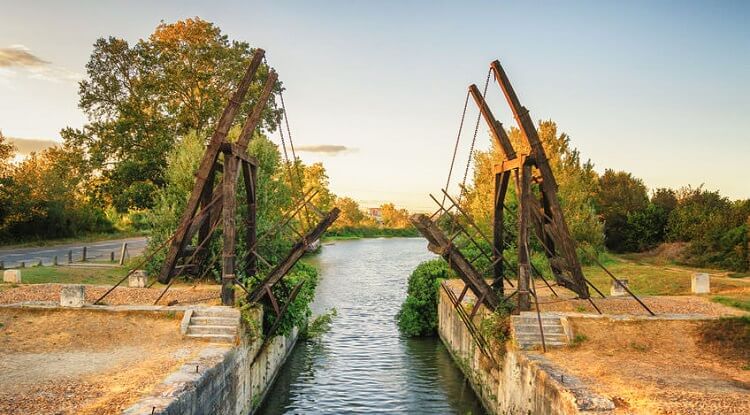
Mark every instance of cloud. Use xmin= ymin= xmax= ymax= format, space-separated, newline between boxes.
xmin=0 ymin=45 xmax=50 ymax=68
xmin=7 ymin=137 xmax=60 ymax=155
xmin=0 ymin=45 xmax=81 ymax=83
xmin=295 ymin=144 xmax=352 ymax=155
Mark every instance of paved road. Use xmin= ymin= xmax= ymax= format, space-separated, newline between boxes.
xmin=0 ymin=236 xmax=148 ymax=268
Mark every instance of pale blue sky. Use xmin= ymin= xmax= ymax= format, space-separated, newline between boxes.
xmin=1 ymin=1 xmax=748 ymax=210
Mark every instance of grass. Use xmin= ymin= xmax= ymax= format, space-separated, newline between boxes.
xmin=697 ymin=316 xmax=750 ymax=364
xmin=712 ymin=296 xmax=750 ymax=312
xmin=581 ymin=254 xmax=750 ymax=297
xmin=12 ymin=265 xmax=131 ymax=285
xmin=570 ymin=334 xmax=588 ymax=347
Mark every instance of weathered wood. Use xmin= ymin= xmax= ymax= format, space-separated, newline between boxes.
xmin=469 ymin=84 xmax=517 ymax=161
xmin=247 ymin=208 xmax=340 ymax=304
xmin=221 ymin=150 xmax=239 ymax=306
xmin=411 ymin=214 xmax=500 ymax=311
xmin=490 ymin=60 xmax=589 ymax=299
xmin=492 ymin=171 xmax=510 ymax=295
xmin=242 ymin=161 xmax=257 ymax=277
xmin=159 ymin=49 xmax=266 ymax=283
xmin=517 ymin=166 xmax=532 ymax=311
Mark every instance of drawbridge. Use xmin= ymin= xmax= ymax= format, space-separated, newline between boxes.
xmin=94 ymin=49 xmax=340 ymax=341
xmin=413 ymin=59 xmax=654 ymax=354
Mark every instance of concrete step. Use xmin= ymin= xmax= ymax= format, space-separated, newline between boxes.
xmin=187 ymin=325 xmax=237 ymax=336
xmin=191 ymin=308 xmax=239 ymax=318
xmin=512 ymin=316 xmax=561 ymax=325
xmin=513 ymin=324 xmax=565 ymax=335
xmin=190 ymin=316 xmax=238 ymax=326
xmin=185 ymin=333 xmax=236 ymax=343
xmin=515 ymin=334 xmax=567 ymax=341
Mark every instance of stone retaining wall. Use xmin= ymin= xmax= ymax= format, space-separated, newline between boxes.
xmin=438 ymin=289 xmax=615 ymax=415
xmin=124 ymin=306 xmax=299 ymax=415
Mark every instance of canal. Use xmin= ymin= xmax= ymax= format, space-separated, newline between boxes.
xmin=259 ymin=237 xmax=485 ymax=414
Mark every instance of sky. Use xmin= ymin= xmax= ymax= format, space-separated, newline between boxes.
xmin=0 ymin=1 xmax=748 ymax=211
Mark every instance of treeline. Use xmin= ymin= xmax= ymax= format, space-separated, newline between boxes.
xmin=461 ymin=121 xmax=748 ymax=272
xmin=596 ymin=172 xmax=749 ymax=271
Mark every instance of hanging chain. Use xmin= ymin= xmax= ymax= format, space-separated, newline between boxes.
xmin=442 ymin=90 xmax=471 ymax=207
xmin=458 ymin=68 xmax=491 ymax=203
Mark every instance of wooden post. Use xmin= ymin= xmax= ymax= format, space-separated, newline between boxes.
xmin=242 ymin=161 xmax=258 ymax=277
xmin=492 ymin=171 xmax=510 ymax=296
xmin=53 ymin=256 xmax=58 ymax=266
xmin=517 ymin=165 xmax=532 ymax=311
xmin=119 ymin=243 xmax=128 ymax=266
xmin=221 ymin=151 xmax=239 ymax=306
xmin=82 ymin=246 xmax=87 ymax=262
xmin=68 ymin=250 xmax=73 ymax=263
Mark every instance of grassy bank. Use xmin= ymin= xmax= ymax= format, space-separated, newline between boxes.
xmin=323 ymin=227 xmax=419 ymax=241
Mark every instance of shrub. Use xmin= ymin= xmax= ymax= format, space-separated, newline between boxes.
xmin=397 ymin=259 xmax=452 ymax=337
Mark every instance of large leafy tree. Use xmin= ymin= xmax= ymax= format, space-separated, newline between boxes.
xmin=62 ymin=18 xmax=281 ymax=212
xmin=594 ymin=169 xmax=649 ymax=251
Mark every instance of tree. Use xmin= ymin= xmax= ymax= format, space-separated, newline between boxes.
xmin=0 ymin=131 xmax=16 ymax=226
xmin=62 ymin=18 xmax=281 ymax=212
xmin=334 ymin=196 xmax=367 ymax=228
xmin=380 ymin=203 xmax=410 ymax=228
xmin=595 ymin=169 xmax=649 ymax=251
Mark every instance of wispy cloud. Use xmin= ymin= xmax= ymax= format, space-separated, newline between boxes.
xmin=0 ymin=45 xmax=81 ymax=83
xmin=295 ymin=144 xmax=352 ymax=155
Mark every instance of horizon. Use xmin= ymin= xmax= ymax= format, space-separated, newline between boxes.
xmin=1 ymin=0 xmax=748 ymax=210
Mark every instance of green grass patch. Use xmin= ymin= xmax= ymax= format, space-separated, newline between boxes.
xmin=712 ymin=296 xmax=750 ymax=312
xmin=581 ymin=255 xmax=750 ymax=296
xmin=570 ymin=334 xmax=588 ymax=347
xmin=12 ymin=265 xmax=130 ymax=285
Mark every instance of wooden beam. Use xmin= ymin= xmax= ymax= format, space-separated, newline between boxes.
xmin=492 ymin=171 xmax=510 ymax=296
xmin=247 ymin=208 xmax=340 ymax=304
xmin=469 ymin=84 xmax=517 ymax=161
xmin=411 ymin=214 xmax=500 ymax=311
xmin=517 ymin=166 xmax=532 ymax=311
xmin=490 ymin=59 xmax=590 ymax=298
xmin=221 ymin=151 xmax=239 ymax=306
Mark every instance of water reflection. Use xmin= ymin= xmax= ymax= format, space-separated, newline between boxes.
xmin=258 ymin=238 xmax=485 ymax=414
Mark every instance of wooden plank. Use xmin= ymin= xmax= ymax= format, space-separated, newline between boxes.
xmin=490 ymin=59 xmax=590 ymax=298
xmin=158 ymin=49 xmax=266 ymax=283
xmin=411 ymin=214 xmax=500 ymax=311
xmin=469 ymin=84 xmax=517 ymax=161
xmin=247 ymin=208 xmax=340 ymax=304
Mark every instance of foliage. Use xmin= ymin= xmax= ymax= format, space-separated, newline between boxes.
xmin=302 ymin=308 xmax=338 ymax=339
xmin=380 ymin=203 xmax=411 ymax=229
xmin=666 ymin=186 xmax=749 ymax=271
xmin=595 ymin=169 xmax=649 ymax=252
xmin=0 ymin=144 xmax=112 ymax=242
xmin=61 ymin=18 xmax=281 ymax=212
xmin=397 ymin=259 xmax=452 ymax=337
xmin=261 ymin=262 xmax=319 ymax=336
xmin=479 ymin=305 xmax=513 ymax=355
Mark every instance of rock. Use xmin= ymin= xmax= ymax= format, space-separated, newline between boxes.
xmin=128 ymin=270 xmax=148 ymax=288
xmin=610 ymin=279 xmax=629 ymax=297
xmin=60 ymin=285 xmax=85 ymax=307
xmin=691 ymin=273 xmax=710 ymax=294
xmin=3 ymin=269 xmax=21 ymax=284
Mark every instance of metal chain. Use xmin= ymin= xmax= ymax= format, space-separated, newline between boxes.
xmin=442 ymin=90 xmax=471 ymax=206
xmin=458 ymin=68 xmax=491 ymax=203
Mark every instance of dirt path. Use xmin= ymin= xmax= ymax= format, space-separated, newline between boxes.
xmin=544 ymin=318 xmax=750 ymax=415
xmin=0 ymin=308 xmax=204 ymax=414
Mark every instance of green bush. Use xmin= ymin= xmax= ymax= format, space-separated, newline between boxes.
xmin=397 ymin=259 xmax=452 ymax=337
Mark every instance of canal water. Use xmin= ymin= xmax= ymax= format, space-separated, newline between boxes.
xmin=259 ymin=237 xmax=485 ymax=414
